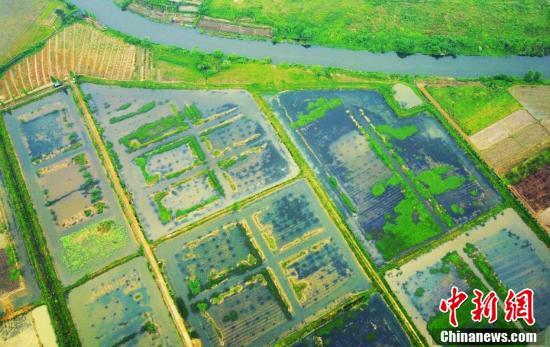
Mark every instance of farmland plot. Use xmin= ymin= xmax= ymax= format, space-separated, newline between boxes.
xmin=68 ymin=257 xmax=179 ymax=346
xmin=386 ymin=209 xmax=543 ymax=343
xmin=3 ymin=91 xmax=137 ymax=284
xmin=82 ymin=84 xmax=297 ymax=240
xmin=0 ymin=23 xmax=144 ymax=104
xmin=270 ymin=90 xmax=499 ymax=264
xmin=0 ymin=306 xmax=56 ymax=346
xmin=470 ymin=108 xmax=549 ymax=174
xmin=297 ymin=294 xmax=411 ymax=347
xmin=156 ymin=179 xmax=370 ymax=346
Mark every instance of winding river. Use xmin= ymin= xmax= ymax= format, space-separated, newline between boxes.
xmin=69 ymin=0 xmax=549 ymax=78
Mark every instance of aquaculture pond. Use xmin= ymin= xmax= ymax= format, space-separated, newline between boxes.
xmin=67 ymin=257 xmax=179 ymax=346
xmin=3 ymin=91 xmax=138 ymax=285
xmin=296 ymin=293 xmax=410 ymax=347
xmin=155 ymin=179 xmax=370 ymax=346
xmin=469 ymin=211 xmax=550 ymax=329
xmin=385 ymin=209 xmax=541 ymax=344
xmin=0 ymin=175 xmax=41 ymax=316
xmin=81 ymin=84 xmax=298 ymax=240
xmin=270 ymin=90 xmax=500 ymax=264
xmin=0 ymin=306 xmax=56 ymax=346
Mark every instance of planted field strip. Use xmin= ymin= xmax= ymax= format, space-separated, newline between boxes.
xmin=270 ymin=90 xmax=499 ymax=266
xmin=509 ymin=85 xmax=550 ymax=123
xmin=82 ymin=84 xmax=298 ymax=240
xmin=470 ymin=108 xmax=550 ymax=175
xmin=386 ymin=208 xmax=541 ymax=343
xmin=67 ymin=257 xmax=180 ymax=346
xmin=0 ymin=23 xmax=141 ymax=104
xmin=3 ymin=91 xmax=138 ymax=285
xmin=156 ymin=179 xmax=370 ymax=346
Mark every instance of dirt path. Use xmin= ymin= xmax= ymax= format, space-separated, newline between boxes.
xmin=71 ymin=83 xmax=193 ymax=347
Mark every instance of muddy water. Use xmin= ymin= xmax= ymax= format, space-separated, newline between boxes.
xmin=68 ymin=0 xmax=550 ymax=77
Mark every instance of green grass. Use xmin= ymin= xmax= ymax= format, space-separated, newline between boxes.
xmin=110 ymin=101 xmax=156 ymax=124
xmin=116 ymin=102 xmax=132 ymax=111
xmin=427 ymin=81 xmax=522 ymax=135
xmin=0 ymin=0 xmax=68 ymax=66
xmin=153 ymin=191 xmax=171 ymax=224
xmin=416 ymin=165 xmax=466 ymax=195
xmin=119 ymin=111 xmax=188 ymax=151
xmin=59 ymin=220 xmax=130 ymax=274
xmin=377 ymin=184 xmax=442 ymax=260
xmin=505 ymin=148 xmax=550 ymax=185
xmin=183 ymin=104 xmax=203 ymax=125
xmin=290 ymin=97 xmax=342 ymax=129
xmin=376 ymin=125 xmax=418 ymax=140
xmin=201 ymin=0 xmax=549 ymax=56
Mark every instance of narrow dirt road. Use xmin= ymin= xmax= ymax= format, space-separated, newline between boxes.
xmin=71 ymin=82 xmax=193 ymax=347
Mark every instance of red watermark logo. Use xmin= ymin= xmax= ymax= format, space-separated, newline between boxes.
xmin=439 ymin=286 xmax=536 ymax=328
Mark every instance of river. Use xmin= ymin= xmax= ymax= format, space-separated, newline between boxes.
xmin=68 ymin=0 xmax=550 ymax=78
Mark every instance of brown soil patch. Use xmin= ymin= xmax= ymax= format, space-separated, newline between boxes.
xmin=509 ymin=85 xmax=550 ymax=121
xmin=514 ymin=166 xmax=550 ymax=213
xmin=198 ymin=17 xmax=272 ymax=38
xmin=0 ymin=249 xmax=20 ymax=294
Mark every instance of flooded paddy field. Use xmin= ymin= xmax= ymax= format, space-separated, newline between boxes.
xmin=0 ymin=175 xmax=41 ymax=316
xmin=270 ymin=90 xmax=499 ymax=265
xmin=156 ymin=179 xmax=370 ymax=346
xmin=386 ymin=209 xmax=545 ymax=343
xmin=3 ymin=91 xmax=138 ymax=285
xmin=67 ymin=257 xmax=179 ymax=346
xmin=81 ymin=84 xmax=298 ymax=240
xmin=296 ymin=293 xmax=410 ymax=347
xmin=0 ymin=305 xmax=57 ymax=346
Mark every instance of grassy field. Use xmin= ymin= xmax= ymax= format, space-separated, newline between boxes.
xmin=426 ymin=81 xmax=522 ymax=135
xmin=0 ymin=0 xmax=67 ymax=66
xmin=200 ymin=0 xmax=549 ymax=56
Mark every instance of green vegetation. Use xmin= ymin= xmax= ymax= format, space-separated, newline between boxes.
xmin=119 ymin=112 xmax=188 ymax=151
xmin=183 ymin=104 xmax=202 ymax=125
xmin=427 ymin=81 xmax=522 ymax=135
xmin=202 ymin=0 xmax=549 ymax=56
xmin=134 ymin=136 xmax=203 ymax=184
xmin=187 ymin=277 xmax=201 ymax=297
xmin=377 ymin=184 xmax=442 ymax=260
xmin=290 ymin=97 xmax=342 ymax=129
xmin=110 ymin=101 xmax=156 ymax=124
xmin=153 ymin=191 xmax=171 ymax=224
xmin=222 ymin=310 xmax=239 ymax=322
xmin=116 ymin=102 xmax=132 ymax=111
xmin=0 ymin=0 xmax=70 ymax=67
xmin=505 ymin=148 xmax=550 ymax=185
xmin=450 ymin=203 xmax=465 ymax=215
xmin=376 ymin=125 xmax=417 ymax=140
xmin=60 ymin=220 xmax=130 ymax=273
xmin=416 ymin=166 xmax=465 ymax=195
xmin=207 ymin=170 xmax=224 ymax=197
xmin=414 ymin=287 xmax=425 ymax=297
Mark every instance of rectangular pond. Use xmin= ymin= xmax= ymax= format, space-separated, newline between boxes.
xmin=155 ymin=179 xmax=370 ymax=346
xmin=81 ymin=84 xmax=298 ymax=240
xmin=269 ymin=90 xmax=500 ymax=265
xmin=3 ymin=91 xmax=138 ymax=285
